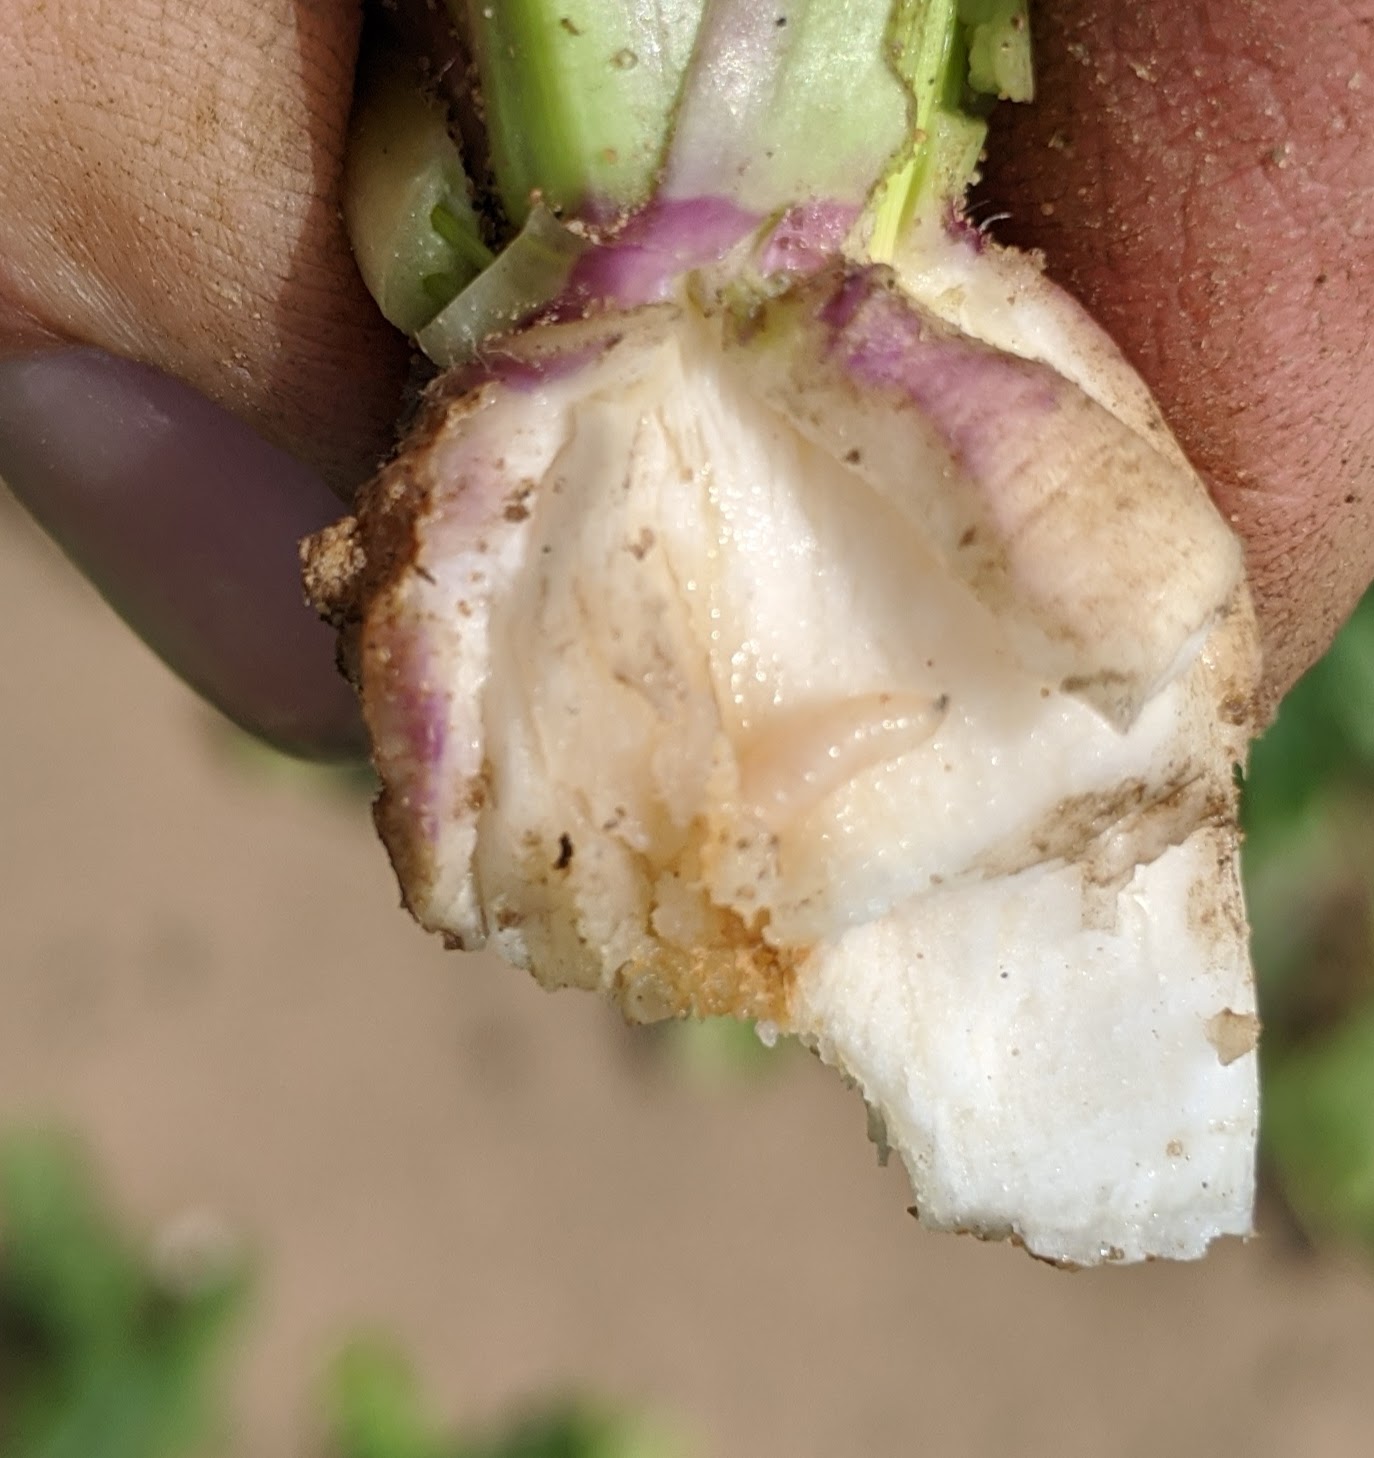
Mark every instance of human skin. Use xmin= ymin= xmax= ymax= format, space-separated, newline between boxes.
xmin=983 ymin=0 xmax=1374 ymax=715
xmin=0 ymin=0 xmax=1370 ymax=752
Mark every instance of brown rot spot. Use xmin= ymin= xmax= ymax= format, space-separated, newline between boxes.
xmin=554 ymin=833 xmax=575 ymax=871
xmin=844 ymin=447 xmax=862 ymax=465
xmin=958 ymin=526 xmax=978 ymax=549
xmin=503 ymin=500 xmax=531 ymax=523
xmin=1220 ymin=694 xmax=1250 ymax=726
xmin=1166 ymin=1139 xmax=1184 ymax=1158
xmin=495 ymin=906 xmax=522 ymax=931
xmin=1204 ymin=1009 xmax=1260 ymax=1066
xmin=628 ymin=526 xmax=657 ymax=560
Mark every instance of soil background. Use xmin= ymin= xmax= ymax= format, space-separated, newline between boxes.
xmin=5 ymin=490 xmax=1374 ymax=1457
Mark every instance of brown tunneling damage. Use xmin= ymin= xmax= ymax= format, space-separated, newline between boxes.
xmin=975 ymin=770 xmax=1234 ymax=888
xmin=611 ymin=935 xmax=801 ymax=1026
xmin=606 ymin=891 xmax=801 ymax=1027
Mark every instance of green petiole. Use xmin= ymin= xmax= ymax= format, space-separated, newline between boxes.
xmin=429 ymin=203 xmax=496 ymax=273
xmin=344 ymin=42 xmax=492 ymax=333
xmin=453 ymin=0 xmax=703 ymax=224
xmin=866 ymin=0 xmax=1029 ymax=263
xmin=345 ymin=3 xmax=1035 ymax=350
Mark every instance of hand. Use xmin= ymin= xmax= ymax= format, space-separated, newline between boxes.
xmin=982 ymin=0 xmax=1374 ymax=714
xmin=0 ymin=0 xmax=408 ymax=756
xmin=1 ymin=1 xmax=1369 ymax=757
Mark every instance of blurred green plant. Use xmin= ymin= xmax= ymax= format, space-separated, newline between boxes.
xmin=0 ymin=1138 xmax=685 ymax=1458
xmin=0 ymin=1133 xmax=244 ymax=1458
xmin=1242 ymin=585 xmax=1374 ymax=1247
xmin=1263 ymin=1006 xmax=1374 ymax=1245
xmin=652 ymin=1016 xmax=787 ymax=1084
xmin=323 ymin=1342 xmax=680 ymax=1458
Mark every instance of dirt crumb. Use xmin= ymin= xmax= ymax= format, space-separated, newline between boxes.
xmin=1205 ymin=1008 xmax=1261 ymax=1066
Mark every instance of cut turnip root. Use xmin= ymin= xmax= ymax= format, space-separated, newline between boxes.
xmin=306 ymin=0 xmax=1261 ymax=1265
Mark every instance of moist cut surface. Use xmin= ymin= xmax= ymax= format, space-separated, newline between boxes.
xmin=305 ymin=250 xmax=1261 ymax=1266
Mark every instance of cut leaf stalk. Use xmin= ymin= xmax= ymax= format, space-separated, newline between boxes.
xmin=453 ymin=0 xmax=704 ymax=224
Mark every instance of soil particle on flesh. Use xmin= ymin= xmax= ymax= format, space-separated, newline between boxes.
xmin=1204 ymin=1008 xmax=1261 ymax=1066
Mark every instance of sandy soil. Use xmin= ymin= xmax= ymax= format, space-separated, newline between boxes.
xmin=5 ymin=488 xmax=1374 ymax=1458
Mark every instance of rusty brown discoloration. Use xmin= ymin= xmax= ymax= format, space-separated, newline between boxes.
xmin=612 ymin=907 xmax=801 ymax=1027
xmin=1204 ymin=1009 xmax=1260 ymax=1066
xmin=612 ymin=949 xmax=795 ymax=1025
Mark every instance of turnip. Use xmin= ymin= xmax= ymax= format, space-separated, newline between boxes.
xmin=305 ymin=0 xmax=1261 ymax=1266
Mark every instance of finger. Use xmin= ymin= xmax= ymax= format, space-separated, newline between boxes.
xmin=0 ymin=347 xmax=363 ymax=759
xmin=0 ymin=0 xmax=408 ymax=494
xmin=980 ymin=0 xmax=1374 ymax=709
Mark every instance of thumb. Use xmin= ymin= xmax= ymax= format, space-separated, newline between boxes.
xmin=980 ymin=0 xmax=1374 ymax=709
xmin=0 ymin=0 xmax=407 ymax=491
